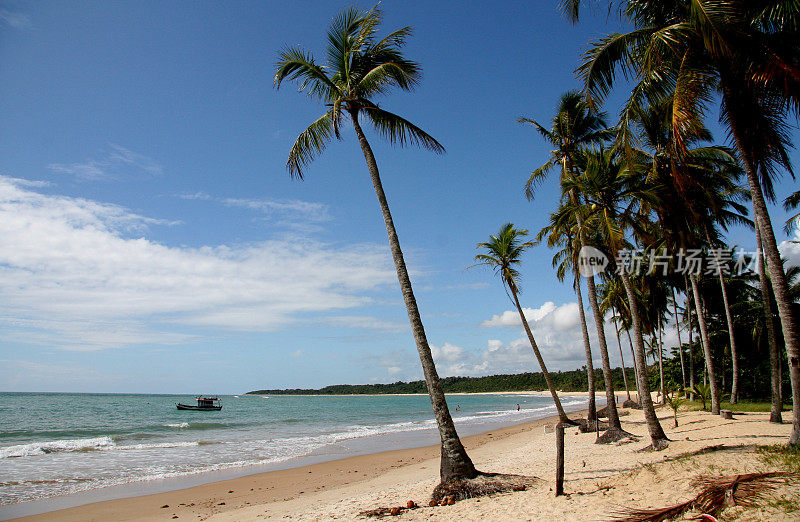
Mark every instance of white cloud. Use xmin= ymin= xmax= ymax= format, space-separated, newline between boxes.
xmin=178 ymin=192 xmax=331 ymax=228
xmin=430 ymin=342 xmax=464 ymax=362
xmin=0 ymin=176 xmax=395 ymax=350
xmin=364 ymin=299 xmax=691 ymax=383
xmin=0 ymin=8 xmax=31 ymax=29
xmin=480 ymin=301 xmax=557 ymax=327
xmin=178 ymin=192 xmax=212 ymax=201
xmin=481 ymin=301 xmax=579 ymax=329
xmin=780 ymin=238 xmax=800 ymax=269
xmin=222 ymin=197 xmax=331 ymax=222
xmin=324 ymin=315 xmax=407 ymax=332
xmin=48 ymin=144 xmax=162 ymax=181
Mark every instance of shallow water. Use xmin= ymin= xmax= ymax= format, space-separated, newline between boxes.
xmin=0 ymin=391 xmax=589 ymax=506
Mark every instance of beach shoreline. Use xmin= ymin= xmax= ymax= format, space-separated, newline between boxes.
xmin=7 ymin=398 xmax=798 ymax=521
xmin=5 ymin=409 xmax=573 ymax=521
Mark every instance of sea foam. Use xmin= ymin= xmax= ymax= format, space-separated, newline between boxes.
xmin=0 ymin=436 xmax=115 ymax=458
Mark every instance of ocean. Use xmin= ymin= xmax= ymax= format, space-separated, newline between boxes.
xmin=0 ymin=391 xmax=589 ymax=510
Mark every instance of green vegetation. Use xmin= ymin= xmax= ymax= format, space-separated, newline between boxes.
xmin=758 ymin=445 xmax=800 ymax=474
xmin=248 ymin=367 xmax=635 ymax=395
xmin=686 ymin=400 xmax=792 ymax=414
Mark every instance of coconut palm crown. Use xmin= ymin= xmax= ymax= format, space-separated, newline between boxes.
xmin=474 ymin=223 xmax=574 ymax=424
xmin=474 ymin=223 xmax=535 ymax=295
xmin=274 ymin=6 xmax=443 ymax=178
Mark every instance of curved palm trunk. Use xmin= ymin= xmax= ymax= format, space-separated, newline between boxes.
xmin=509 ymin=284 xmax=571 ymax=423
xmin=749 ymin=178 xmax=799 ymax=440
xmin=613 ymin=314 xmax=631 ymax=401
xmin=350 ymin=112 xmax=476 ymax=480
xmin=619 ymin=269 xmax=668 ymax=446
xmin=574 ymin=273 xmax=597 ymax=422
xmin=725 ymin=92 xmax=800 ymax=444
xmin=757 ymin=219 xmax=783 ymax=423
xmin=672 ymin=288 xmax=687 ymax=390
xmin=690 ymin=274 xmax=721 ymax=415
xmin=586 ymin=274 xmax=623 ymax=432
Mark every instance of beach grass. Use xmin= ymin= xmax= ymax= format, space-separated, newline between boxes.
xmin=686 ymin=399 xmax=791 ymax=413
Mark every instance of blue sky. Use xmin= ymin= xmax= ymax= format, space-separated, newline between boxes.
xmin=0 ymin=1 xmax=797 ymax=393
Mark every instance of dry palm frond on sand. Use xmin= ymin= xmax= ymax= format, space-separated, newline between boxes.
xmin=610 ymin=471 xmax=798 ymax=522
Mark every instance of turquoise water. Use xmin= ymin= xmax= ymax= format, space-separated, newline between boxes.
xmin=0 ymin=392 xmax=588 ymax=506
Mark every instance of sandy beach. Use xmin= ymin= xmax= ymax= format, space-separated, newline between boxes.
xmin=9 ymin=399 xmax=799 ymax=522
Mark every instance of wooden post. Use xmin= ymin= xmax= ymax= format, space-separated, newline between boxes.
xmin=556 ymin=421 xmax=564 ymax=496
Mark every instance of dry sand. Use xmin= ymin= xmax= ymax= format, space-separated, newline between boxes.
xmin=11 ymin=403 xmax=799 ymax=521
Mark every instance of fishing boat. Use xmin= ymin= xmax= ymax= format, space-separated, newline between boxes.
xmin=176 ymin=397 xmax=222 ymax=411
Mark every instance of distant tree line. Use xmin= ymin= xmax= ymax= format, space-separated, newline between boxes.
xmin=247 ymin=367 xmax=636 ymax=395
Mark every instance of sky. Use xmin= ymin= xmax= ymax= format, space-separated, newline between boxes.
xmin=0 ymin=1 xmax=797 ymax=394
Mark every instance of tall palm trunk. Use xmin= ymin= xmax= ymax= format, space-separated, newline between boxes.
xmin=567 ymin=178 xmax=622 ymax=433
xmin=717 ymin=271 xmax=740 ymax=404
xmin=690 ymin=274 xmax=721 ymax=414
xmin=705 ymin=229 xmax=740 ymax=404
xmin=350 ymin=112 xmax=476 ymax=480
xmin=658 ymin=321 xmax=665 ymax=405
xmin=757 ymin=219 xmax=783 ymax=423
xmin=508 ymin=283 xmax=571 ymax=423
xmin=586 ymin=273 xmax=624 ymax=433
xmin=684 ymin=275 xmax=696 ymax=400
xmin=618 ymin=268 xmax=668 ymax=446
xmin=625 ymin=327 xmax=640 ymax=396
xmin=574 ymin=273 xmax=597 ymax=422
xmin=613 ymin=314 xmax=632 ymax=401
xmin=672 ymin=288 xmax=686 ymax=390
xmin=725 ymin=91 xmax=800 ymax=444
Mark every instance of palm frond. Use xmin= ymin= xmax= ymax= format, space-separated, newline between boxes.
xmin=286 ymin=111 xmax=337 ymax=179
xmin=362 ymin=105 xmax=444 ymax=153
xmin=612 ymin=471 xmax=799 ymax=522
xmin=578 ymin=28 xmax=655 ymax=105
xmin=518 ymin=116 xmax=554 ymax=143
xmin=325 ymin=6 xmax=364 ymax=76
xmin=524 ymin=159 xmax=558 ymax=201
xmin=355 ymin=58 xmax=421 ymax=96
xmin=672 ymin=45 xmax=716 ymax=155
xmin=275 ymin=48 xmax=340 ymax=100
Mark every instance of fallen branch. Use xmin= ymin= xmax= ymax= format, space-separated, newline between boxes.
xmin=609 ymin=471 xmax=799 ymax=522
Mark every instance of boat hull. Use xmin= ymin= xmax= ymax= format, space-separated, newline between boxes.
xmin=176 ymin=403 xmax=222 ymax=411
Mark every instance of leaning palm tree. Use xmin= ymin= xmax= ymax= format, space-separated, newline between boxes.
xmin=538 ymin=210 xmax=598 ymax=424
xmin=559 ymin=147 xmax=669 ymax=449
xmin=274 ymin=6 xmax=476 ymax=486
xmin=474 ymin=223 xmax=574 ymax=424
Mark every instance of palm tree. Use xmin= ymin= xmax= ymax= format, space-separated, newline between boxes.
xmin=559 ymin=147 xmax=669 ymax=448
xmin=599 ymin=275 xmax=641 ymax=399
xmin=632 ymin=97 xmax=751 ymax=407
xmin=474 ymin=223 xmax=574 ymax=424
xmin=597 ymin=279 xmax=633 ymax=402
xmin=572 ymin=0 xmax=800 ymax=444
xmin=274 ymin=6 xmax=476 ymax=483
xmin=521 ymin=91 xmax=628 ymax=438
xmin=539 ymin=217 xmax=597 ymax=423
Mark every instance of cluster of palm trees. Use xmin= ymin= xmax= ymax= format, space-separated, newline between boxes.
xmin=560 ymin=0 xmax=800 ymax=445
xmin=274 ymin=2 xmax=799 ymax=493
